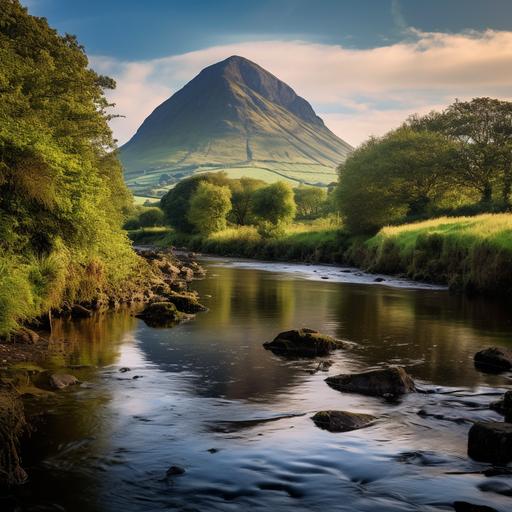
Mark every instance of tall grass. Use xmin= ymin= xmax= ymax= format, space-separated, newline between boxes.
xmin=353 ymin=214 xmax=512 ymax=295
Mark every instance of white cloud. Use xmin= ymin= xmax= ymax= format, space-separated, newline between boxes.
xmin=92 ymin=30 xmax=512 ymax=147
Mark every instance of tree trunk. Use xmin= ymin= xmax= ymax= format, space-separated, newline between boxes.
xmin=480 ymin=183 xmax=492 ymax=207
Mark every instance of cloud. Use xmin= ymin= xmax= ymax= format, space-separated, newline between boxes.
xmin=92 ymin=29 xmax=512 ymax=147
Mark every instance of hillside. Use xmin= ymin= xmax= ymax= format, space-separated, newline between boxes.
xmin=120 ymin=56 xmax=352 ymax=196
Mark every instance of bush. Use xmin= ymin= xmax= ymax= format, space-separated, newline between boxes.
xmin=252 ymin=182 xmax=296 ymax=227
xmin=187 ymin=182 xmax=232 ymax=234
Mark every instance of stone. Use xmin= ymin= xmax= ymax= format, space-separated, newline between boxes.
xmin=135 ymin=302 xmax=187 ymax=327
xmin=166 ymin=465 xmax=185 ymax=476
xmin=325 ymin=366 xmax=416 ymax=398
xmin=179 ymin=267 xmax=194 ymax=282
xmin=71 ymin=304 xmax=93 ymax=318
xmin=373 ymin=277 xmax=385 ymax=282
xmin=489 ymin=390 xmax=512 ymax=422
xmin=49 ymin=373 xmax=79 ymax=390
xmin=474 ymin=347 xmax=512 ymax=372
xmin=165 ymin=292 xmax=207 ymax=314
xmin=467 ymin=421 xmax=512 ymax=464
xmin=263 ymin=328 xmax=346 ymax=357
xmin=11 ymin=327 xmax=39 ymax=344
xmin=312 ymin=410 xmax=376 ymax=432
xmin=453 ymin=502 xmax=498 ymax=512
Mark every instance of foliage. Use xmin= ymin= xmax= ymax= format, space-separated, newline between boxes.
xmin=187 ymin=182 xmax=232 ymax=234
xmin=336 ymin=128 xmax=457 ymax=233
xmin=0 ymin=1 xmax=137 ymax=334
xmin=252 ymin=182 xmax=297 ymax=228
xmin=228 ymin=177 xmax=265 ymax=225
xmin=160 ymin=172 xmax=229 ymax=232
xmin=294 ymin=186 xmax=327 ymax=218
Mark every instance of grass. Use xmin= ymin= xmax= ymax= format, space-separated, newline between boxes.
xmin=355 ymin=213 xmax=512 ymax=295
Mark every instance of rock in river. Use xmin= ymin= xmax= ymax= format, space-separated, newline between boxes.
xmin=135 ymin=302 xmax=188 ymax=327
xmin=467 ymin=421 xmax=512 ymax=464
xmin=474 ymin=347 xmax=512 ymax=372
xmin=49 ymin=373 xmax=79 ymax=390
xmin=164 ymin=292 xmax=207 ymax=314
xmin=325 ymin=366 xmax=416 ymax=398
xmin=263 ymin=328 xmax=346 ymax=357
xmin=453 ymin=502 xmax=498 ymax=512
xmin=489 ymin=390 xmax=512 ymax=422
xmin=312 ymin=410 xmax=376 ymax=432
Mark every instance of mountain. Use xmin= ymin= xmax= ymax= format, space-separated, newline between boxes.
xmin=119 ymin=56 xmax=353 ymax=196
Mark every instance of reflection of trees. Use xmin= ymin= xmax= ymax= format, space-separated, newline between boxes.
xmin=48 ymin=309 xmax=137 ymax=368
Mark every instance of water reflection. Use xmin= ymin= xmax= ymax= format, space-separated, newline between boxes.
xmin=4 ymin=259 xmax=512 ymax=512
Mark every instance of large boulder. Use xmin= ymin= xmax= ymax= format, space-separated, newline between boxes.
xmin=325 ymin=366 xmax=416 ymax=398
xmin=135 ymin=302 xmax=188 ymax=328
xmin=263 ymin=328 xmax=345 ymax=357
xmin=468 ymin=421 xmax=512 ymax=464
xmin=165 ymin=292 xmax=207 ymax=314
xmin=474 ymin=347 xmax=512 ymax=372
xmin=312 ymin=410 xmax=376 ymax=432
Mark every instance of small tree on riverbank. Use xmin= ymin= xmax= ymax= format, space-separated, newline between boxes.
xmin=252 ymin=182 xmax=296 ymax=236
xmin=188 ymin=182 xmax=232 ymax=234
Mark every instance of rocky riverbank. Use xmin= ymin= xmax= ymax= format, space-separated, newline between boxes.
xmin=0 ymin=248 xmax=206 ymax=487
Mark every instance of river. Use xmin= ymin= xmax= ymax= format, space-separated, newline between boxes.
xmin=4 ymin=257 xmax=512 ymax=511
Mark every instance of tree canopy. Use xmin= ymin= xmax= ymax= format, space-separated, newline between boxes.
xmin=188 ymin=182 xmax=232 ymax=235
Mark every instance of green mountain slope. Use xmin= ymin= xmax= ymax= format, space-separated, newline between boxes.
xmin=120 ymin=56 xmax=352 ymax=196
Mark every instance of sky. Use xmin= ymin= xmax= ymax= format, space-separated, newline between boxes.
xmin=23 ymin=0 xmax=512 ymax=147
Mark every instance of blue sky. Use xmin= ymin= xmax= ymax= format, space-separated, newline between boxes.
xmin=23 ymin=0 xmax=512 ymax=146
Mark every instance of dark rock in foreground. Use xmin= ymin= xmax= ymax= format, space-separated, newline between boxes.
xmin=312 ymin=410 xmax=376 ymax=432
xmin=453 ymin=501 xmax=498 ymax=512
xmin=474 ymin=347 xmax=512 ymax=372
xmin=468 ymin=421 xmax=512 ymax=464
xmin=263 ymin=328 xmax=345 ymax=357
xmin=325 ymin=366 xmax=416 ymax=398
xmin=135 ymin=302 xmax=188 ymax=328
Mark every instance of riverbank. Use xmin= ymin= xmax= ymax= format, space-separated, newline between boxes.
xmin=129 ymin=213 xmax=512 ymax=298
xmin=0 ymin=248 xmax=207 ymax=487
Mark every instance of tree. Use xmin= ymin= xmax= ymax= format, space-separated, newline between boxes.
xmin=336 ymin=128 xmax=457 ymax=233
xmin=252 ymin=182 xmax=296 ymax=226
xmin=294 ymin=186 xmax=327 ymax=218
xmin=228 ymin=177 xmax=265 ymax=225
xmin=187 ymin=182 xmax=232 ymax=234
xmin=160 ymin=172 xmax=229 ymax=232
xmin=138 ymin=207 xmax=165 ymax=227
xmin=408 ymin=98 xmax=512 ymax=207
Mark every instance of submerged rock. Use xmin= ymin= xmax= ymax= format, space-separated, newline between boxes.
xmin=474 ymin=347 xmax=512 ymax=372
xmin=312 ymin=410 xmax=376 ymax=432
xmin=263 ymin=328 xmax=345 ymax=357
xmin=468 ymin=421 xmax=512 ymax=464
xmin=135 ymin=302 xmax=188 ymax=327
xmin=489 ymin=390 xmax=512 ymax=422
xmin=49 ymin=373 xmax=79 ymax=390
xmin=453 ymin=501 xmax=498 ymax=512
xmin=325 ymin=366 xmax=416 ymax=398
xmin=166 ymin=465 xmax=185 ymax=476
xmin=164 ymin=292 xmax=207 ymax=314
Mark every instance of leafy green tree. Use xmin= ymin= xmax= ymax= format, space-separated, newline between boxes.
xmin=187 ymin=182 xmax=232 ymax=234
xmin=252 ymin=182 xmax=296 ymax=226
xmin=160 ymin=172 xmax=229 ymax=232
xmin=408 ymin=98 xmax=512 ymax=207
xmin=228 ymin=177 xmax=265 ymax=225
xmin=294 ymin=186 xmax=327 ymax=218
xmin=336 ymin=128 xmax=456 ymax=233
xmin=139 ymin=207 xmax=165 ymax=227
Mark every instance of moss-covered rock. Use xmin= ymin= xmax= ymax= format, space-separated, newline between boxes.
xmin=325 ymin=366 xmax=416 ymax=398
xmin=312 ymin=410 xmax=376 ymax=432
xmin=164 ymin=292 xmax=207 ymax=314
xmin=263 ymin=328 xmax=346 ymax=357
xmin=135 ymin=302 xmax=188 ymax=328
xmin=474 ymin=347 xmax=512 ymax=372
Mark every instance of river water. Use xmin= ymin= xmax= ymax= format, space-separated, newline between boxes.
xmin=4 ymin=258 xmax=512 ymax=511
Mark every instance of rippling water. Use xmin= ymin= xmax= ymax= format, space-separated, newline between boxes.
xmin=4 ymin=258 xmax=512 ymax=511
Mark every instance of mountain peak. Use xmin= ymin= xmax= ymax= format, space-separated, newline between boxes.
xmin=120 ymin=56 xmax=352 ymax=196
